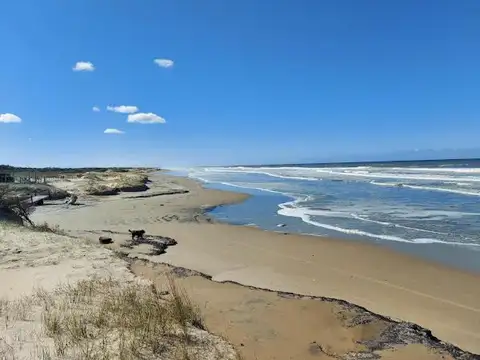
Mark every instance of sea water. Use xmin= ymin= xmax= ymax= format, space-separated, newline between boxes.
xmin=181 ymin=159 xmax=480 ymax=272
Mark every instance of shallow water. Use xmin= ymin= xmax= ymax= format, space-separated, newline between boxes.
xmin=174 ymin=159 xmax=480 ymax=272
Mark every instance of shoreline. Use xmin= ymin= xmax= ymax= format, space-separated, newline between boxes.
xmin=129 ymin=258 xmax=479 ymax=360
xmin=192 ymin=173 xmax=480 ymax=274
xmin=29 ymin=171 xmax=480 ymax=357
xmin=182 ymin=172 xmax=480 ymax=275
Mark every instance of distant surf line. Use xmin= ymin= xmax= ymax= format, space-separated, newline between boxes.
xmin=370 ymin=181 xmax=480 ymax=197
xmin=204 ymin=166 xmax=480 ymax=197
xmin=207 ymin=166 xmax=480 ymax=184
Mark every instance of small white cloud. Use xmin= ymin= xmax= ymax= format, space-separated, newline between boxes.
xmin=92 ymin=106 xmax=100 ymax=112
xmin=154 ymin=58 xmax=174 ymax=68
xmin=0 ymin=113 xmax=22 ymax=123
xmin=127 ymin=112 xmax=166 ymax=124
xmin=107 ymin=105 xmax=139 ymax=114
xmin=104 ymin=128 xmax=125 ymax=134
xmin=73 ymin=61 xmax=95 ymax=72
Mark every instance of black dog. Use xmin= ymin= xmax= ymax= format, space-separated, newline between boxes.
xmin=128 ymin=229 xmax=146 ymax=240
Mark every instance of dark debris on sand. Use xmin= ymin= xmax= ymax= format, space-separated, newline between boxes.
xmin=120 ymin=234 xmax=178 ymax=256
xmin=113 ymin=235 xmax=479 ymax=360
xmin=281 ymin=293 xmax=480 ymax=360
xmin=141 ymin=263 xmax=480 ymax=360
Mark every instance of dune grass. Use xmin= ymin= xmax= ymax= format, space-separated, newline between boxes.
xmin=40 ymin=277 xmax=205 ymax=359
xmin=112 ymin=173 xmax=149 ymax=192
xmin=0 ymin=275 xmax=229 ymax=359
xmin=83 ymin=180 xmax=119 ymax=196
xmin=81 ymin=173 xmax=105 ymax=181
xmin=31 ymin=221 xmax=66 ymax=235
xmin=0 ymin=221 xmax=240 ymax=360
xmin=82 ymin=172 xmax=149 ymax=195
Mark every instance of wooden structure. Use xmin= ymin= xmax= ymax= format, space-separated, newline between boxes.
xmin=23 ymin=195 xmax=49 ymax=207
xmin=0 ymin=170 xmax=14 ymax=183
xmin=0 ymin=169 xmax=46 ymax=184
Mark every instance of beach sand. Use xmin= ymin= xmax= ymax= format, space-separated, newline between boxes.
xmin=28 ymin=172 xmax=480 ymax=359
xmin=0 ymin=224 xmax=238 ymax=359
xmin=0 ymin=173 xmax=240 ymax=359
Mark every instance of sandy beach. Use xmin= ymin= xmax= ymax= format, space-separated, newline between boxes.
xmin=3 ymin=1 xmax=478 ymax=358
xmin=20 ymin=171 xmax=478 ymax=359
xmin=0 ymin=172 xmax=241 ymax=359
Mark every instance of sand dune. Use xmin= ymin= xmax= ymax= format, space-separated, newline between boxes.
xmin=0 ymin=221 xmax=239 ymax=359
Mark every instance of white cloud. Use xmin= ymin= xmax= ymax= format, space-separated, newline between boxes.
xmin=154 ymin=58 xmax=174 ymax=68
xmin=73 ymin=61 xmax=95 ymax=72
xmin=107 ymin=105 xmax=139 ymax=114
xmin=92 ymin=106 xmax=100 ymax=112
xmin=0 ymin=113 xmax=22 ymax=123
xmin=104 ymin=128 xmax=125 ymax=134
xmin=127 ymin=112 xmax=166 ymax=124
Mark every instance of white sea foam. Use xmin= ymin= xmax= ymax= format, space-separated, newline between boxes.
xmin=391 ymin=209 xmax=480 ymax=219
xmin=199 ymin=168 xmax=480 ymax=196
xmin=222 ymin=165 xmax=480 ymax=197
xmin=189 ymin=172 xmax=296 ymax=197
xmin=204 ymin=168 xmax=319 ymax=181
xmin=370 ymin=181 xmax=480 ymax=197
xmin=216 ymin=166 xmax=480 ymax=198
xmin=279 ymin=200 xmax=455 ymax=237
xmin=191 ymin=175 xmax=213 ymax=183
xmin=277 ymin=204 xmax=480 ymax=248
xmin=190 ymin=167 xmax=480 ymax=248
xmin=401 ymin=184 xmax=480 ymax=196
xmin=312 ymin=168 xmax=480 ymax=183
xmin=350 ymin=214 xmax=446 ymax=235
xmin=209 ymin=165 xmax=480 ymax=189
xmin=226 ymin=165 xmax=480 ymax=174
xmin=389 ymin=167 xmax=480 ymax=173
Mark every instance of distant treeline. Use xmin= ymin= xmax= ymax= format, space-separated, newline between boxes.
xmin=0 ymin=165 xmax=131 ymax=173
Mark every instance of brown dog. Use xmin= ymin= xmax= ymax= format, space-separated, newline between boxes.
xmin=128 ymin=229 xmax=146 ymax=240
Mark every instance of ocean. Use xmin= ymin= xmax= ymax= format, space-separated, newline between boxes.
xmin=181 ymin=158 xmax=480 ymax=272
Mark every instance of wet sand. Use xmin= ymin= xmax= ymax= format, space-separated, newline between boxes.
xmin=31 ymin=172 xmax=480 ymax=358
xmin=131 ymin=260 xmax=461 ymax=360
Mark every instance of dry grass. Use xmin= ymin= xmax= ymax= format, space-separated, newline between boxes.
xmin=0 ymin=183 xmax=69 ymax=200
xmin=0 ymin=272 xmax=238 ymax=359
xmin=0 ymin=215 xmax=66 ymax=236
xmin=81 ymin=173 xmax=105 ymax=181
xmin=0 ymin=295 xmax=34 ymax=325
xmin=112 ymin=173 xmax=149 ymax=192
xmin=81 ymin=172 xmax=149 ymax=195
xmin=4 ymin=275 xmax=234 ymax=360
xmin=32 ymin=221 xmax=67 ymax=236
xmin=38 ymin=277 xmax=198 ymax=358
xmin=83 ymin=180 xmax=119 ymax=196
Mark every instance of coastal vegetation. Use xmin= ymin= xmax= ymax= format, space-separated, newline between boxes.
xmin=0 ymin=221 xmax=238 ymax=360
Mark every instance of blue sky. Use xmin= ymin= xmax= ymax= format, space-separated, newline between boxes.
xmin=1 ymin=0 xmax=479 ymax=167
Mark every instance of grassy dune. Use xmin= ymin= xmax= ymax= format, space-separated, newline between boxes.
xmin=82 ymin=172 xmax=150 ymax=195
xmin=0 ymin=277 xmax=238 ymax=359
xmin=0 ymin=222 xmax=239 ymax=360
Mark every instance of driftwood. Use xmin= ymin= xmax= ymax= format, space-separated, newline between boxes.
xmin=121 ymin=235 xmax=177 ymax=256
xmin=65 ymin=194 xmax=78 ymax=205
